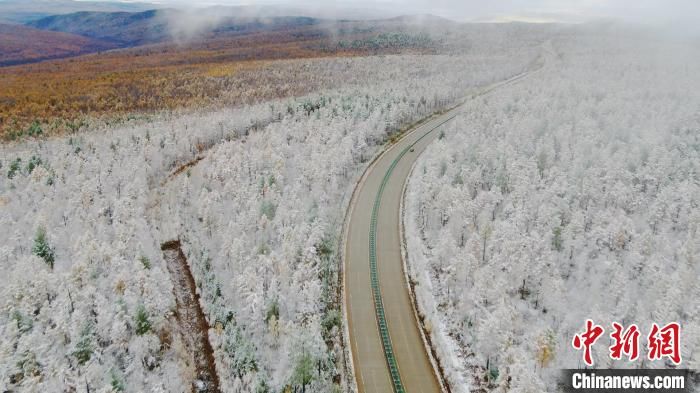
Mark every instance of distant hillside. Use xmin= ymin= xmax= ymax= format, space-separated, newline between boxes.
xmin=26 ymin=9 xmax=323 ymax=46
xmin=0 ymin=24 xmax=116 ymax=66
xmin=388 ymin=14 xmax=457 ymax=25
xmin=0 ymin=0 xmax=158 ymax=23
xmin=11 ymin=6 xmax=452 ymax=67
xmin=27 ymin=9 xmax=170 ymax=46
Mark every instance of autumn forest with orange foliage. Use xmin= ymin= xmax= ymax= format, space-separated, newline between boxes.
xmin=0 ymin=21 xmax=438 ymax=140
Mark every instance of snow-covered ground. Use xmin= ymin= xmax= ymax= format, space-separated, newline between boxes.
xmin=405 ymin=33 xmax=700 ymax=392
xmin=0 ymin=36 xmax=540 ymax=392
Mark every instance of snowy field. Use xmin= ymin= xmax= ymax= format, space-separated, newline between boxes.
xmin=0 ymin=32 xmax=539 ymax=392
xmin=405 ymin=32 xmax=700 ymax=392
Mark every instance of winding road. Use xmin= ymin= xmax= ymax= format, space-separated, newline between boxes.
xmin=343 ymin=71 xmax=535 ymax=393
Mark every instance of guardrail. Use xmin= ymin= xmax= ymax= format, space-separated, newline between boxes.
xmin=369 ymin=113 xmax=457 ymax=393
xmin=367 ymin=68 xmax=536 ymax=393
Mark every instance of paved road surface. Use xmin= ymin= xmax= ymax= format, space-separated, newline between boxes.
xmin=345 ymin=72 xmax=533 ymax=393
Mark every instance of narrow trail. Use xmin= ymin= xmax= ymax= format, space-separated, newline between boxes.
xmin=161 ymin=240 xmax=221 ymax=393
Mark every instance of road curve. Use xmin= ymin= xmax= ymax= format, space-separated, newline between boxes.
xmin=344 ymin=72 xmax=534 ymax=393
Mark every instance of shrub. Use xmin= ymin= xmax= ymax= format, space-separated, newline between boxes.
xmin=110 ymin=370 xmax=125 ymax=392
xmin=321 ymin=309 xmax=341 ymax=334
xmin=316 ymin=236 xmax=334 ymax=258
xmin=488 ymin=366 xmax=499 ymax=383
xmin=7 ymin=158 xmax=21 ymax=179
xmin=135 ymin=304 xmax=151 ymax=335
xmin=26 ymin=121 xmax=42 ymax=137
xmin=255 ymin=376 xmax=270 ymax=393
xmin=257 ymin=242 xmax=270 ymax=255
xmin=139 ymin=255 xmax=151 ymax=269
xmin=11 ymin=310 xmax=33 ymax=333
xmin=265 ymin=300 xmax=279 ymax=324
xmin=537 ymin=330 xmax=557 ymax=367
xmin=25 ymin=156 xmax=42 ymax=174
xmin=16 ymin=351 xmax=41 ymax=379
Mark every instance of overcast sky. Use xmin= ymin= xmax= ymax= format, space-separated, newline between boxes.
xmin=138 ymin=0 xmax=700 ymax=25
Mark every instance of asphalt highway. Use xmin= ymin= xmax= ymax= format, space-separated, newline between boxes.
xmin=344 ymin=71 xmax=534 ymax=393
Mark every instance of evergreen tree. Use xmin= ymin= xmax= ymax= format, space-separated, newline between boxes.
xmin=32 ymin=227 xmax=55 ymax=269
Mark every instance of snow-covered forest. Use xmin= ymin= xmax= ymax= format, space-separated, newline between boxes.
xmin=0 ymin=25 xmax=541 ymax=392
xmin=3 ymin=18 xmax=696 ymax=393
xmin=405 ymin=32 xmax=700 ymax=392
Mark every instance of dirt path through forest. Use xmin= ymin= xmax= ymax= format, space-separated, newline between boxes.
xmin=161 ymin=240 xmax=221 ymax=393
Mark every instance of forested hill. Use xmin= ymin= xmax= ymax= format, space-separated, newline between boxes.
xmin=26 ymin=10 xmax=323 ymax=46
xmin=0 ymin=23 xmax=117 ymax=66
xmin=0 ymin=0 xmax=156 ymax=24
